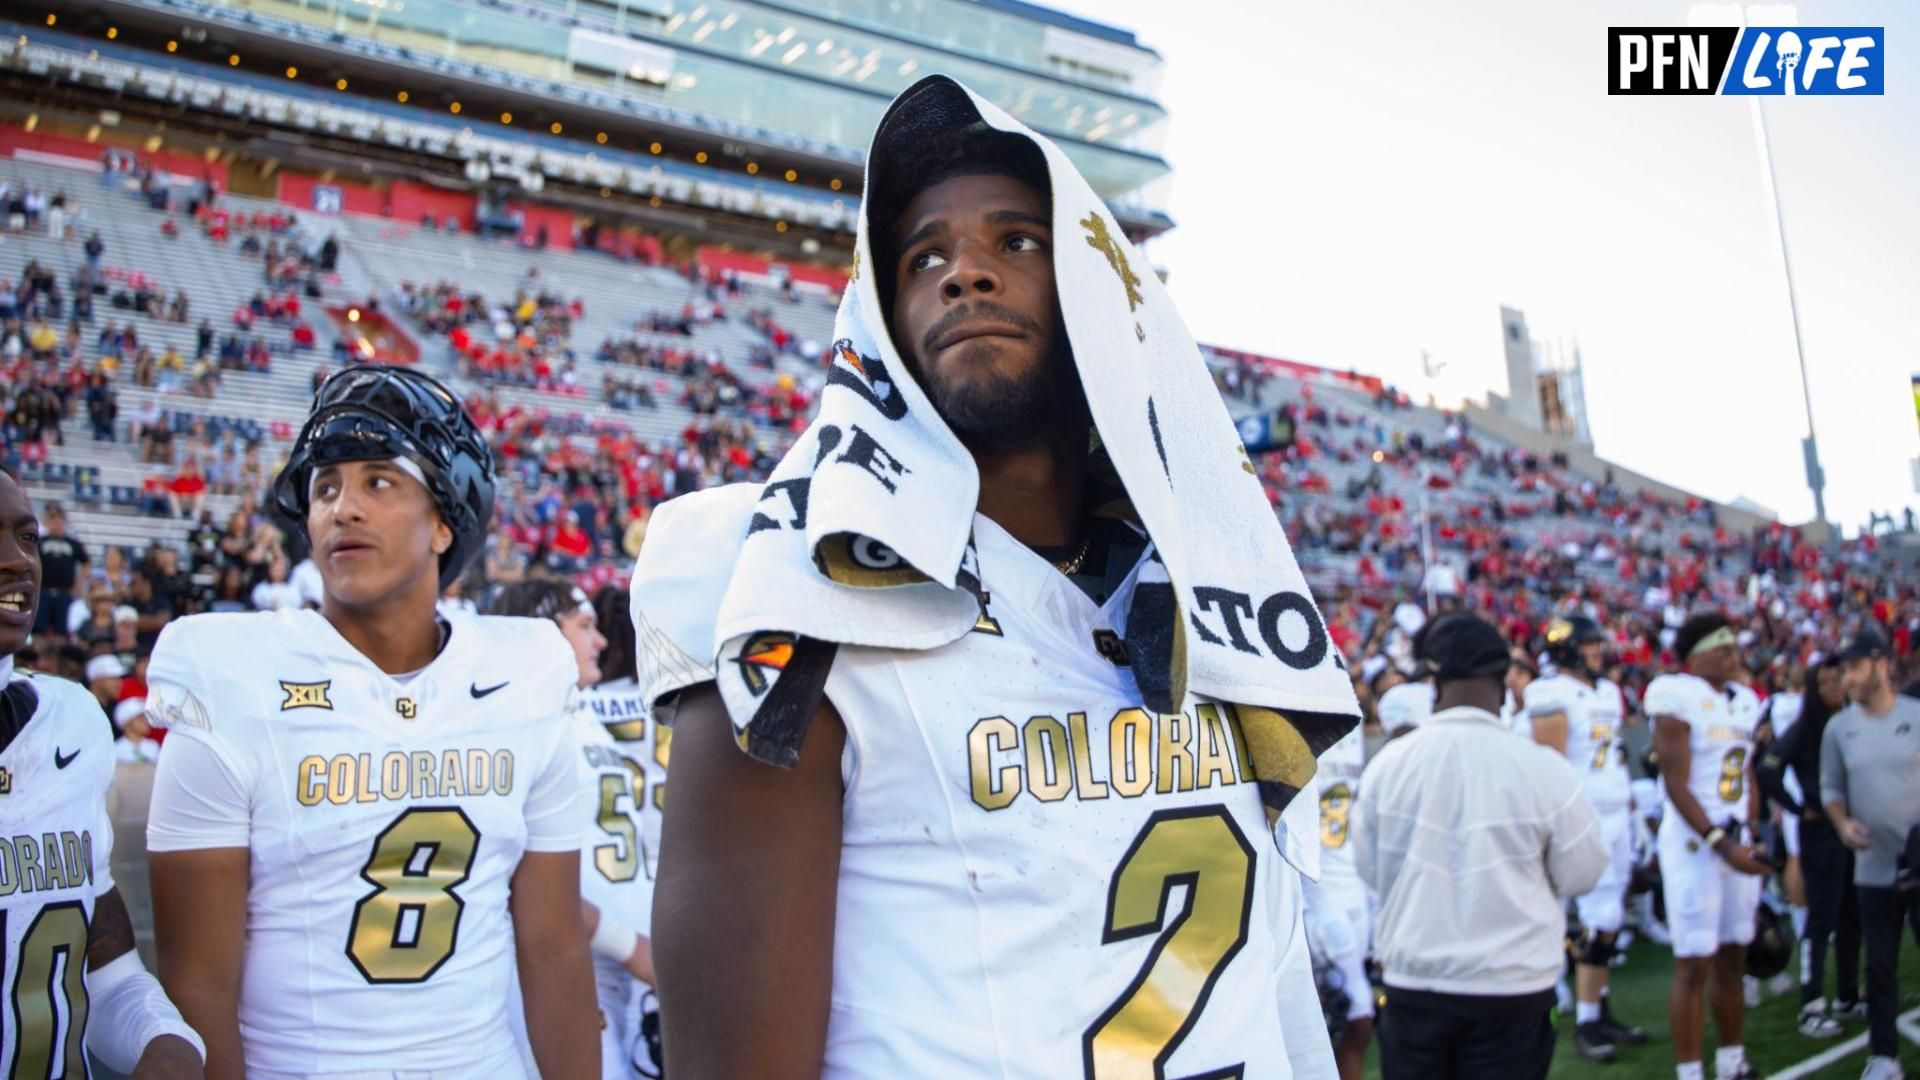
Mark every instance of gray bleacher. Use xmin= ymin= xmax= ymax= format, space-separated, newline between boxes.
xmin=7 ymin=152 xmax=1727 ymax=589
xmin=336 ymin=212 xmax=840 ymax=444
xmin=3 ymin=154 xmax=839 ymax=557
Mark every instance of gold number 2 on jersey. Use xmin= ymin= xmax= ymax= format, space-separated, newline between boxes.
xmin=1319 ymin=782 xmax=1353 ymax=849
xmin=2 ymin=901 xmax=90 ymax=1077
xmin=1717 ymin=746 xmax=1747 ymax=803
xmin=1083 ymin=806 xmax=1256 ymax=1080
xmin=346 ymin=807 xmax=481 ymax=983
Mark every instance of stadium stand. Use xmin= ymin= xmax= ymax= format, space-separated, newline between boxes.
xmin=8 ymin=147 xmax=1916 ymax=709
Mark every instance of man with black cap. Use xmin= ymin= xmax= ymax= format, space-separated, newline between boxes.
xmin=1822 ymin=626 xmax=1920 ymax=1080
xmin=1353 ymin=611 xmax=1607 ymax=1079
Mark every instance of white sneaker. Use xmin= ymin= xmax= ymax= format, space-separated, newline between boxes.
xmin=1744 ymin=975 xmax=1763 ymax=1009
xmin=1798 ymin=1000 xmax=1843 ymax=1039
xmin=1768 ymin=971 xmax=1797 ymax=997
xmin=1859 ymin=1055 xmax=1904 ymax=1080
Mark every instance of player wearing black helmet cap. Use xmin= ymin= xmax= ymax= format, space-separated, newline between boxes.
xmin=143 ymin=366 xmax=599 ymax=1079
xmin=1529 ymin=613 xmax=1647 ymax=1062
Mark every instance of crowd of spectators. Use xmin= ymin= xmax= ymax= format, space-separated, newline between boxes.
xmin=13 ymin=160 xmax=1919 ymax=763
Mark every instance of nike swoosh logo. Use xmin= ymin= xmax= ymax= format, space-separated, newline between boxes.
xmin=54 ymin=747 xmax=80 ymax=769
xmin=471 ymin=682 xmax=509 ymax=699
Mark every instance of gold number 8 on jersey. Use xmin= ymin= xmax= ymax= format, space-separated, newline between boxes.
xmin=1319 ymin=782 xmax=1353 ymax=849
xmin=347 ymin=807 xmax=482 ymax=983
xmin=1717 ymin=746 xmax=1747 ymax=803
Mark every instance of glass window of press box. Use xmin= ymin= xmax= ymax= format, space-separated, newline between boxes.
xmin=213 ymin=0 xmax=1171 ymax=203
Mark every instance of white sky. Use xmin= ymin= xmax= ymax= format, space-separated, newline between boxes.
xmin=1047 ymin=0 xmax=1920 ymax=531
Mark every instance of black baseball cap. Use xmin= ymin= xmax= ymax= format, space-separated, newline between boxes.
xmin=1834 ymin=627 xmax=1889 ymax=662
xmin=1415 ymin=611 xmax=1511 ymax=683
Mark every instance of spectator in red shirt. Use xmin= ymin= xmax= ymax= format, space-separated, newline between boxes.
xmin=548 ymin=511 xmax=592 ymax=571
xmin=167 ymin=457 xmax=208 ymax=520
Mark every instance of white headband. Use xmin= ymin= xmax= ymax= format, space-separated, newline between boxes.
xmin=390 ymin=456 xmax=430 ymax=489
xmin=1688 ymin=625 xmax=1738 ymax=659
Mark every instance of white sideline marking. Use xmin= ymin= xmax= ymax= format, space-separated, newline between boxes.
xmin=1770 ymin=1005 xmax=1920 ymax=1080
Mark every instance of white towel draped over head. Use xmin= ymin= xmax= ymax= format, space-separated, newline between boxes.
xmin=662 ymin=75 xmax=1360 ymax=819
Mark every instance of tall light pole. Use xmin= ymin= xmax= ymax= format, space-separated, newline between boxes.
xmin=1749 ymin=90 xmax=1827 ymax=527
xmin=1689 ymin=3 xmax=1827 ymax=528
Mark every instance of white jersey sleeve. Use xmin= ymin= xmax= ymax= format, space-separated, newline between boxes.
xmin=146 ymin=730 xmax=252 ymax=851
xmin=145 ymin=619 xmax=257 ymax=851
xmin=1642 ymin=673 xmax=1694 ymax=726
xmin=1525 ymin=675 xmax=1575 ymax=722
xmin=628 ymin=485 xmax=760 ymax=708
xmin=524 ymin=690 xmax=585 ymax=853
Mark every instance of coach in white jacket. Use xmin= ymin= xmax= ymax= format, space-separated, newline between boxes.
xmin=1354 ymin=611 xmax=1608 ymax=1080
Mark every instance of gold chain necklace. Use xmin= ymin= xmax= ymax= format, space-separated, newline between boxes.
xmin=1052 ymin=532 xmax=1093 ymax=576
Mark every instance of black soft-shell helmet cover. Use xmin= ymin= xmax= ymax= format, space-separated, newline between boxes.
xmin=273 ymin=365 xmax=495 ymax=590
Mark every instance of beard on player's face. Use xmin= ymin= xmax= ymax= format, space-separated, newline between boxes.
xmin=917 ymin=323 xmax=1083 ymax=451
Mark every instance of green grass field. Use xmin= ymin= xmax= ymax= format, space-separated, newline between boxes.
xmin=1363 ymin=933 xmax=1920 ymax=1079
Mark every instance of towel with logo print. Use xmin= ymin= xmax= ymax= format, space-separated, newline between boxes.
xmin=629 ymin=75 xmax=1360 ymax=825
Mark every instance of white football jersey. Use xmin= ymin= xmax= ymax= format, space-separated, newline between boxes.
xmin=1526 ymin=674 xmax=1631 ymax=813
xmin=580 ymin=676 xmax=665 ymax=934
xmin=144 ymin=609 xmax=582 ymax=1077
xmin=638 ymin=498 xmax=1326 ymax=1079
xmin=1643 ymin=673 xmax=1761 ymax=824
xmin=1315 ymin=725 xmax=1365 ymax=892
xmin=0 ymin=660 xmax=116 ymax=1079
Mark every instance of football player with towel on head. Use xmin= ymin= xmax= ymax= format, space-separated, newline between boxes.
xmin=143 ymin=367 xmax=599 ymax=1079
xmin=1648 ymin=612 xmax=1769 ymax=1080
xmin=635 ymin=75 xmax=1361 ymax=1078
xmin=1527 ymin=613 xmax=1647 ymax=1062
xmin=0 ymin=464 xmax=206 ymax=1078
xmin=488 ymin=580 xmax=660 ymax=1078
